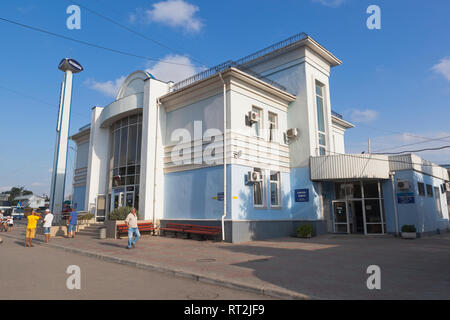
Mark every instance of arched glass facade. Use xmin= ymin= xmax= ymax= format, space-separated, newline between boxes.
xmin=110 ymin=114 xmax=142 ymax=211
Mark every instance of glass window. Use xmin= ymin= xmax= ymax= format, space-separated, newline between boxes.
xmin=364 ymin=200 xmax=382 ymax=223
xmin=315 ymin=82 xmax=326 ymax=155
xmin=127 ymin=124 xmax=137 ymax=165
xmin=268 ymin=112 xmax=278 ymax=142
xmin=426 ymin=184 xmax=433 ymax=197
xmin=435 ymin=187 xmax=443 ymax=218
xmin=363 ymin=181 xmax=380 ymax=198
xmin=113 ymin=130 xmax=120 ymax=168
xmin=270 ymin=171 xmax=280 ymax=207
xmin=253 ymin=168 xmax=265 ymax=207
xmin=417 ymin=182 xmax=425 ymax=196
xmin=346 ymin=182 xmax=362 ymax=199
xmin=252 ymin=107 xmax=262 ymax=137
xmin=119 ymin=126 xmax=128 ymax=166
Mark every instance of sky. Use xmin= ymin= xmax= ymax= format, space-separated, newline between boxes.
xmin=0 ymin=0 xmax=449 ymax=197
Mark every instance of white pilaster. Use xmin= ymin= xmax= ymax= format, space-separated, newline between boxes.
xmin=139 ymin=79 xmax=170 ymax=221
xmin=84 ymin=107 xmax=110 ymax=215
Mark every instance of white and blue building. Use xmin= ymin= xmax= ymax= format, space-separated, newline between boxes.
xmin=70 ymin=33 xmax=449 ymax=242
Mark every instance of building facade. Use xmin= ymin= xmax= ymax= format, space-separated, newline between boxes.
xmin=70 ymin=33 xmax=449 ymax=242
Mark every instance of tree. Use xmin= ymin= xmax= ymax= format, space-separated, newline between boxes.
xmin=6 ymin=186 xmax=33 ymax=204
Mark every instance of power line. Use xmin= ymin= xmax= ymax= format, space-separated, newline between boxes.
xmin=67 ymin=0 xmax=209 ymax=68
xmin=0 ymin=84 xmax=87 ymax=119
xmin=0 ymin=16 xmax=202 ymax=67
xmin=354 ymin=123 xmax=450 ymax=151
xmin=373 ymin=145 xmax=450 ymax=155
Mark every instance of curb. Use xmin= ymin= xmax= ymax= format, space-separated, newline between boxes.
xmin=1 ymin=233 xmax=312 ymax=300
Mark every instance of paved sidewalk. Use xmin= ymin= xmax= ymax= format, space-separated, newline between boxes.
xmin=3 ymin=222 xmax=450 ymax=299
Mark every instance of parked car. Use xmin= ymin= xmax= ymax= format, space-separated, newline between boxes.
xmin=11 ymin=207 xmax=25 ymax=220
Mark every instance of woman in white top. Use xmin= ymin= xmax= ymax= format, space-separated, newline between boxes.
xmin=43 ymin=209 xmax=54 ymax=243
xmin=8 ymin=216 xmax=13 ymax=231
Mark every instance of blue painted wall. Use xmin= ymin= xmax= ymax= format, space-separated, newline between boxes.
xmin=163 ymin=164 xmax=326 ymax=222
xmin=164 ymin=165 xmax=229 ymax=219
xmin=383 ymin=170 xmax=449 ymax=234
xmin=72 ymin=186 xmax=86 ymax=211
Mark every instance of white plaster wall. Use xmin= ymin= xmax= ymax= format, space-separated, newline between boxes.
xmin=140 ymin=79 xmax=170 ymax=220
xmin=229 ymin=89 xmax=288 ymax=145
xmin=84 ymin=107 xmax=110 ymax=214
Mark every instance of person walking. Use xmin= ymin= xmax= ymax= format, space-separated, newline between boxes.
xmin=125 ymin=208 xmax=140 ymax=249
xmin=42 ymin=209 xmax=54 ymax=243
xmin=7 ymin=215 xmax=13 ymax=232
xmin=25 ymin=211 xmax=41 ymax=247
xmin=67 ymin=208 xmax=78 ymax=238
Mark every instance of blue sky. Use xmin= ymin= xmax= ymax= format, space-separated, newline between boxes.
xmin=0 ymin=0 xmax=449 ymax=196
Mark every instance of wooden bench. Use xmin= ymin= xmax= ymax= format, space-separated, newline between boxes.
xmin=160 ymin=223 xmax=221 ymax=240
xmin=117 ymin=222 xmax=156 ymax=239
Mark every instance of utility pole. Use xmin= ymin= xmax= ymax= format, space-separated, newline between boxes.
xmin=49 ymin=58 xmax=83 ymax=222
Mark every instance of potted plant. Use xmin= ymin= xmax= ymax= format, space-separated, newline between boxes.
xmin=296 ymin=224 xmax=314 ymax=238
xmin=401 ymin=224 xmax=417 ymax=239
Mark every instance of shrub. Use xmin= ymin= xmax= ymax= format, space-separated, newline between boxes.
xmin=80 ymin=213 xmax=94 ymax=220
xmin=296 ymin=224 xmax=314 ymax=238
xmin=109 ymin=207 xmax=137 ymax=220
xmin=401 ymin=224 xmax=416 ymax=233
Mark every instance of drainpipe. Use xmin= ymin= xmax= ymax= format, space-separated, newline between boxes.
xmin=152 ymin=99 xmax=161 ymax=226
xmin=218 ymin=73 xmax=227 ymax=241
xmin=390 ymin=172 xmax=399 ymax=236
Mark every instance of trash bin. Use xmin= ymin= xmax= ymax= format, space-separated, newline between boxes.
xmin=99 ymin=227 xmax=106 ymax=239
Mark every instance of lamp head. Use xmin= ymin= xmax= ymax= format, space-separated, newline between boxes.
xmin=58 ymin=58 xmax=83 ymax=73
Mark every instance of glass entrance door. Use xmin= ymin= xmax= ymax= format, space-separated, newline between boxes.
xmin=333 ymin=201 xmax=349 ymax=233
xmin=112 ymin=188 xmax=125 ymax=210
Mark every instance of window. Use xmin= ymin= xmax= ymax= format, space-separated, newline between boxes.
xmin=434 ymin=187 xmax=443 ymax=218
xmin=253 ymin=168 xmax=265 ymax=207
xmin=268 ymin=112 xmax=278 ymax=142
xmin=315 ymin=82 xmax=326 ymax=155
xmin=270 ymin=171 xmax=281 ymax=207
xmin=417 ymin=182 xmax=425 ymax=196
xmin=426 ymin=184 xmax=433 ymax=197
xmin=252 ymin=107 xmax=262 ymax=137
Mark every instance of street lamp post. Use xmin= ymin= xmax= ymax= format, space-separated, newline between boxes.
xmin=49 ymin=58 xmax=83 ymax=222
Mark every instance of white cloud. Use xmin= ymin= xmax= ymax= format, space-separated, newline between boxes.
xmin=146 ymin=54 xmax=203 ymax=83
xmin=312 ymin=0 xmax=346 ymax=7
xmin=350 ymin=109 xmax=378 ymax=123
xmin=31 ymin=182 xmax=47 ymax=187
xmin=84 ymin=76 xmax=126 ymax=98
xmin=132 ymin=0 xmax=204 ymax=33
xmin=432 ymin=57 xmax=450 ymax=82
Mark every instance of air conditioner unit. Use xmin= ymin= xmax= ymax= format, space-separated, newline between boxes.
xmin=247 ymin=171 xmax=262 ymax=183
xmin=286 ymin=128 xmax=299 ymax=139
xmin=247 ymin=111 xmax=259 ymax=125
xmin=397 ymin=180 xmax=410 ymax=190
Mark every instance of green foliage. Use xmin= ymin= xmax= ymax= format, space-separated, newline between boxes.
xmin=296 ymin=224 xmax=314 ymax=238
xmin=401 ymin=224 xmax=416 ymax=233
xmin=80 ymin=213 xmax=94 ymax=220
xmin=109 ymin=207 xmax=137 ymax=220
xmin=5 ymin=186 xmax=33 ymax=204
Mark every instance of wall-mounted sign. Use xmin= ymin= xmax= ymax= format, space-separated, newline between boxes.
xmin=217 ymin=192 xmax=224 ymax=201
xmin=397 ymin=192 xmax=415 ymax=204
xmin=295 ymin=189 xmax=309 ymax=202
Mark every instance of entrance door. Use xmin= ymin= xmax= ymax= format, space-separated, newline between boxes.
xmin=333 ymin=201 xmax=349 ymax=233
xmin=112 ymin=189 xmax=125 ymax=210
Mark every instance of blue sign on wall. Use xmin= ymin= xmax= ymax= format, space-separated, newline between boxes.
xmin=397 ymin=192 xmax=415 ymax=204
xmin=295 ymin=189 xmax=309 ymax=202
xmin=217 ymin=192 xmax=224 ymax=201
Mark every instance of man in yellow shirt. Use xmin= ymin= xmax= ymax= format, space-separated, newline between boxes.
xmin=25 ymin=211 xmax=41 ymax=247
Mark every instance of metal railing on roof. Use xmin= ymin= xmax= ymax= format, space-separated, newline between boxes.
xmin=172 ymin=32 xmax=309 ymax=92
xmin=331 ymin=110 xmax=343 ymax=119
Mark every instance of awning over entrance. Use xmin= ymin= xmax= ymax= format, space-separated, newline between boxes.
xmin=310 ymin=154 xmax=390 ymax=181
